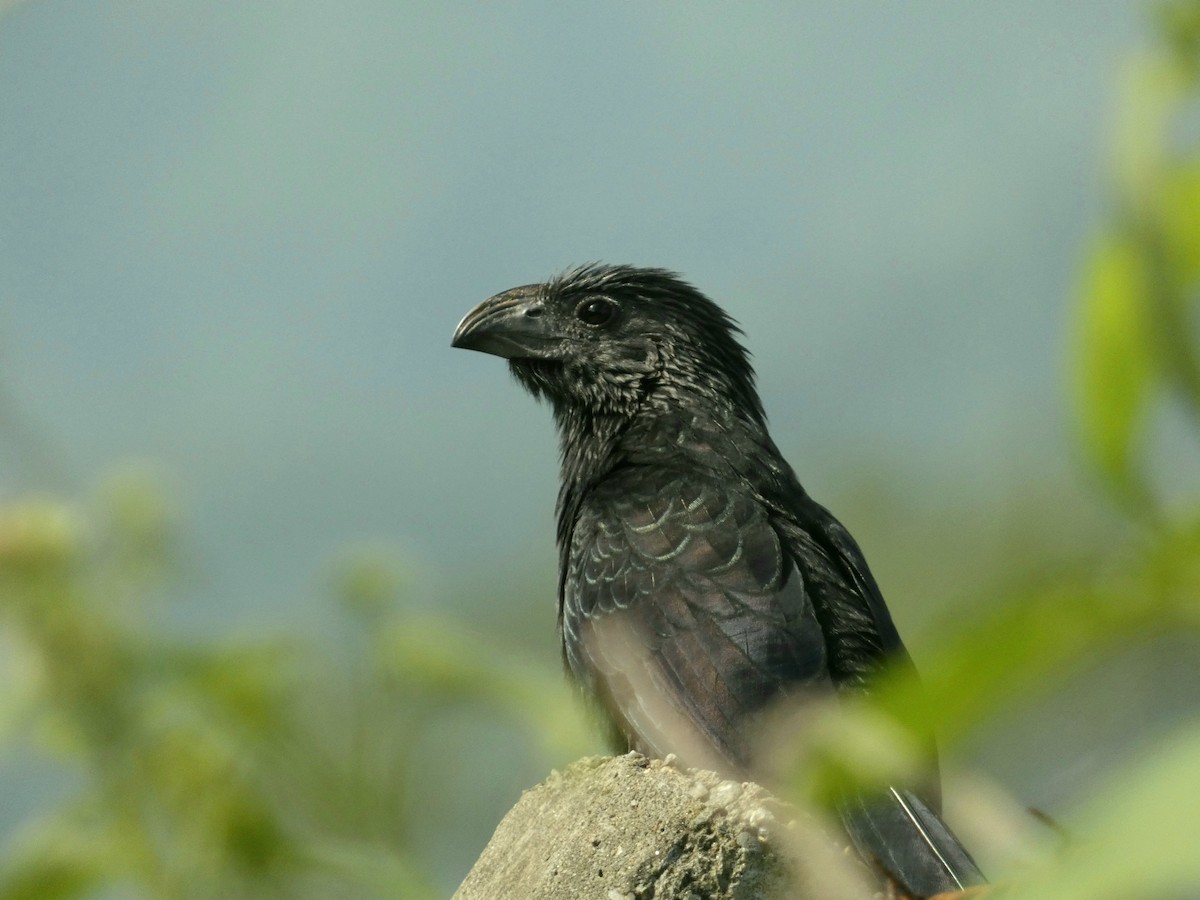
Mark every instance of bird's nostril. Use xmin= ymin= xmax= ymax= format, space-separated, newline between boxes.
xmin=524 ymin=306 xmax=545 ymax=318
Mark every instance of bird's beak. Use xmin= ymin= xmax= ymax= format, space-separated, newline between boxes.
xmin=451 ymin=286 xmax=559 ymax=360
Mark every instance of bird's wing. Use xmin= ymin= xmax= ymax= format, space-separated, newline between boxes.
xmin=562 ymin=468 xmax=985 ymax=896
xmin=784 ymin=500 xmax=989 ymax=895
xmin=774 ymin=492 xmax=911 ymax=688
xmin=840 ymin=788 xmax=984 ymax=897
xmin=561 ymin=467 xmax=830 ymax=770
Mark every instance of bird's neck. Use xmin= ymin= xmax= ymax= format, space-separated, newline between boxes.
xmin=550 ymin=397 xmax=778 ymax=539
xmin=548 ymin=403 xmax=630 ymax=559
xmin=552 ymin=403 xmax=628 ymax=495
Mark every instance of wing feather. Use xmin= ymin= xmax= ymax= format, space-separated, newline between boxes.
xmin=563 ymin=469 xmax=829 ymax=768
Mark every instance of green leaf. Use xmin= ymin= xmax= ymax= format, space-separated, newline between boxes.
xmin=1073 ymin=234 xmax=1158 ymax=511
xmin=0 ymin=858 xmax=101 ymax=900
xmin=1006 ymin=719 xmax=1200 ymax=899
xmin=1150 ymin=163 xmax=1200 ymax=417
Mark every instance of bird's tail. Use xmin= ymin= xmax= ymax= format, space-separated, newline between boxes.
xmin=839 ymin=787 xmax=984 ymax=898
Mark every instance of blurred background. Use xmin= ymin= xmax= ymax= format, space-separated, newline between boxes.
xmin=1 ymin=2 xmax=1199 ymax=898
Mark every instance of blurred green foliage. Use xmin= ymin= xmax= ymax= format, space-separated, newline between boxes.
xmin=994 ymin=5 xmax=1200 ymax=890
xmin=776 ymin=4 xmax=1200 ymax=896
xmin=2 ymin=4 xmax=1200 ymax=899
xmin=1076 ymin=0 xmax=1200 ymax=515
xmin=0 ymin=480 xmax=591 ymax=899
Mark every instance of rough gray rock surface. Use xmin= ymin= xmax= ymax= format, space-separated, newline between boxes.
xmin=453 ymin=753 xmax=877 ymax=900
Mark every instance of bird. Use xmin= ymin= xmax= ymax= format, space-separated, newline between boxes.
xmin=451 ymin=263 xmax=983 ymax=897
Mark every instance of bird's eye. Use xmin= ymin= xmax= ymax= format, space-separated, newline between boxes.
xmin=576 ymin=298 xmax=616 ymax=327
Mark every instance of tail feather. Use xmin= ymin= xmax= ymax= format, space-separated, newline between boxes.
xmin=840 ymin=787 xmax=984 ymax=898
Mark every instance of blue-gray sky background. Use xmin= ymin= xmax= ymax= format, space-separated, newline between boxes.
xmin=0 ymin=3 xmax=1144 ymax=615
xmin=0 ymin=2 xmax=1172 ymax=887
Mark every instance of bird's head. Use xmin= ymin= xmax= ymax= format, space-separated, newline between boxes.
xmin=452 ymin=264 xmax=764 ymax=423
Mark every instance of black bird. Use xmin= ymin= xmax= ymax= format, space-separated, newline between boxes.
xmin=452 ymin=264 xmax=983 ymax=897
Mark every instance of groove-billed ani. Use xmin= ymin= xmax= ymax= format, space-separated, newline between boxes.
xmin=452 ymin=263 xmax=983 ymax=897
